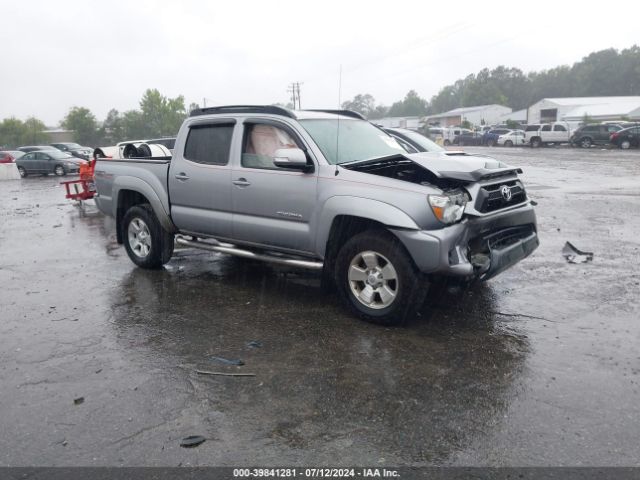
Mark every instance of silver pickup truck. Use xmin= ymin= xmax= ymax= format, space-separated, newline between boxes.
xmin=94 ymin=105 xmax=538 ymax=325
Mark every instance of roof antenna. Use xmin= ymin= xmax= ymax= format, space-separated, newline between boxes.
xmin=335 ymin=64 xmax=342 ymax=176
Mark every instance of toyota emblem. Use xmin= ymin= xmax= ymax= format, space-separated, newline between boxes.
xmin=500 ymin=185 xmax=512 ymax=201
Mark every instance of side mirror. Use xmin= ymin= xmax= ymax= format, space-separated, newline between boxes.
xmin=273 ymin=148 xmax=311 ymax=171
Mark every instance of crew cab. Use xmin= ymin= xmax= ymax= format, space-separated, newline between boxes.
xmin=524 ymin=122 xmax=573 ymax=147
xmin=94 ymin=106 xmax=539 ymax=325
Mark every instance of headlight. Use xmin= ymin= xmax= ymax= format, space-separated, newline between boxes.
xmin=428 ymin=192 xmax=468 ymax=224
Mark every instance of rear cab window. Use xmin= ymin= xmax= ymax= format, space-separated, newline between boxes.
xmin=184 ymin=123 xmax=235 ymax=165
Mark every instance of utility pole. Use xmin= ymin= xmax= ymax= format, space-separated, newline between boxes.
xmin=287 ymin=82 xmax=303 ymax=109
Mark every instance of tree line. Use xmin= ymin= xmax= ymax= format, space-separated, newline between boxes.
xmin=2 ymin=45 xmax=639 ymax=147
xmin=0 ymin=89 xmax=191 ymax=148
xmin=342 ymin=45 xmax=640 ymax=119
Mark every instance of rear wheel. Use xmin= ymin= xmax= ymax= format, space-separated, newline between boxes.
xmin=504 ymin=140 xmax=513 ymax=147
xmin=17 ymin=166 xmax=27 ymax=178
xmin=580 ymin=137 xmax=592 ymax=148
xmin=54 ymin=164 xmax=66 ymax=176
xmin=620 ymin=139 xmax=631 ymax=150
xmin=443 ymin=140 xmax=451 ymax=146
xmin=122 ymin=204 xmax=174 ymax=269
xmin=335 ymin=231 xmax=428 ymax=326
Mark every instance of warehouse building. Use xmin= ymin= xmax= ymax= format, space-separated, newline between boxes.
xmin=424 ymin=104 xmax=512 ymax=127
xmin=373 ymin=116 xmax=423 ymax=130
xmin=527 ymin=97 xmax=640 ymax=124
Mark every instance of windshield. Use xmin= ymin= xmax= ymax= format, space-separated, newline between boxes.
xmin=299 ymin=119 xmax=405 ymax=165
xmin=396 ymin=129 xmax=444 ymax=152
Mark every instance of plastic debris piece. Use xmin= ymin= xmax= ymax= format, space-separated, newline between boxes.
xmin=562 ymin=241 xmax=594 ymax=264
xmin=180 ymin=435 xmax=206 ymax=448
xmin=209 ymin=356 xmax=244 ymax=366
xmin=196 ymin=370 xmax=255 ymax=377
xmin=73 ymin=397 xmax=84 ymax=405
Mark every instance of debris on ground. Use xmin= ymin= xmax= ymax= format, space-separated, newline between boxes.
xmin=209 ymin=356 xmax=244 ymax=366
xmin=196 ymin=369 xmax=255 ymax=377
xmin=73 ymin=397 xmax=84 ymax=405
xmin=179 ymin=435 xmax=206 ymax=448
xmin=562 ymin=241 xmax=594 ymax=263
xmin=246 ymin=341 xmax=263 ymax=349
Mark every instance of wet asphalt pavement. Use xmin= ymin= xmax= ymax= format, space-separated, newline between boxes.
xmin=0 ymin=147 xmax=639 ymax=467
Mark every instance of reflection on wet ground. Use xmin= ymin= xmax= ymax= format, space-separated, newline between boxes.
xmin=1 ymin=148 xmax=639 ymax=466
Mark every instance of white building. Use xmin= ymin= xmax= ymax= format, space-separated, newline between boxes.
xmin=424 ymin=104 xmax=512 ymax=127
xmin=373 ymin=116 xmax=423 ymax=130
xmin=527 ymin=97 xmax=640 ymax=124
xmin=497 ymin=108 xmax=527 ymax=124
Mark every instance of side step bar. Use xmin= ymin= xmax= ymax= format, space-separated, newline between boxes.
xmin=175 ymin=236 xmax=324 ymax=270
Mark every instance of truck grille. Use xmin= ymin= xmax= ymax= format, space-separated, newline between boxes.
xmin=475 ymin=180 xmax=527 ymax=213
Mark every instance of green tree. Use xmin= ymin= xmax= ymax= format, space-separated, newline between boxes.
xmin=62 ymin=106 xmax=99 ymax=146
xmin=122 ymin=110 xmax=146 ymax=140
xmin=0 ymin=118 xmax=27 ymax=148
xmin=22 ymin=117 xmax=48 ymax=145
xmin=341 ymin=94 xmax=376 ymax=118
xmin=139 ymin=88 xmax=186 ymax=138
xmin=101 ymin=109 xmax=125 ymax=145
xmin=388 ymin=90 xmax=428 ymax=117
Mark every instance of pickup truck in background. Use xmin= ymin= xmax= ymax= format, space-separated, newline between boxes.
xmin=524 ymin=122 xmax=573 ymax=147
xmin=94 ymin=106 xmax=539 ymax=325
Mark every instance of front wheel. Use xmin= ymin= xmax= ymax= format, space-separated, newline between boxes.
xmin=122 ymin=204 xmax=174 ymax=269
xmin=335 ymin=231 xmax=428 ymax=326
xmin=504 ymin=140 xmax=513 ymax=147
xmin=17 ymin=166 xmax=27 ymax=178
xmin=580 ymin=137 xmax=592 ymax=148
xmin=54 ymin=164 xmax=66 ymax=176
xmin=530 ymin=138 xmax=542 ymax=148
xmin=620 ymin=139 xmax=631 ymax=150
xmin=443 ymin=140 xmax=451 ymax=146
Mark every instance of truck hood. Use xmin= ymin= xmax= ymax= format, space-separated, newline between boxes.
xmin=341 ymin=151 xmax=522 ymax=184
xmin=404 ymin=151 xmax=522 ymax=182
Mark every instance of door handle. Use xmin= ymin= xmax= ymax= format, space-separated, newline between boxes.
xmin=232 ymin=178 xmax=251 ymax=187
xmin=174 ymin=172 xmax=190 ymax=181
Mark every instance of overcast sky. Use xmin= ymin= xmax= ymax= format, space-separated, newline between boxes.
xmin=2 ymin=0 xmax=638 ymax=125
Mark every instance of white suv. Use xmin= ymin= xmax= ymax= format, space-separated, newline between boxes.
xmin=524 ymin=122 xmax=573 ymax=147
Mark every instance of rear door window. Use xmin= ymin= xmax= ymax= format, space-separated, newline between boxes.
xmin=553 ymin=125 xmax=567 ymax=132
xmin=184 ymin=123 xmax=234 ymax=165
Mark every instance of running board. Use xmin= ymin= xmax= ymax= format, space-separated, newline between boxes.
xmin=175 ymin=236 xmax=324 ymax=270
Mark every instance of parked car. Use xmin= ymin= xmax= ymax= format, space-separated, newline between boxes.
xmin=524 ymin=122 xmax=573 ymax=147
xmin=482 ymin=128 xmax=511 ymax=147
xmin=570 ymin=124 xmax=622 ymax=148
xmin=50 ymin=142 xmax=94 ymax=160
xmin=610 ymin=126 xmax=640 ymax=149
xmin=18 ymin=145 xmax=59 ymax=153
xmin=383 ymin=127 xmax=445 ymax=153
xmin=0 ymin=150 xmax=25 ymax=163
xmin=94 ymin=105 xmax=538 ymax=326
xmin=15 ymin=150 xmax=86 ymax=177
xmin=497 ymin=130 xmax=526 ymax=147
xmin=453 ymin=131 xmax=483 ymax=146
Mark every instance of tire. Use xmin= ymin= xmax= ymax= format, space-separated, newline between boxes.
xmin=17 ymin=166 xmax=27 ymax=178
xmin=530 ymin=137 xmax=541 ymax=148
xmin=122 ymin=204 xmax=174 ymax=269
xmin=580 ymin=137 xmax=592 ymax=148
xmin=54 ymin=164 xmax=66 ymax=176
xmin=487 ymin=139 xmax=495 ymax=147
xmin=620 ymin=139 xmax=631 ymax=150
xmin=334 ymin=230 xmax=428 ymax=326
xmin=443 ymin=140 xmax=451 ymax=146
xmin=504 ymin=140 xmax=513 ymax=147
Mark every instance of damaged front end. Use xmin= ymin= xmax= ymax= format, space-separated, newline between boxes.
xmin=344 ymin=153 xmax=540 ymax=280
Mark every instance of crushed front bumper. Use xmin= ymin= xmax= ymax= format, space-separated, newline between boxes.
xmin=392 ymin=203 xmax=539 ymax=280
